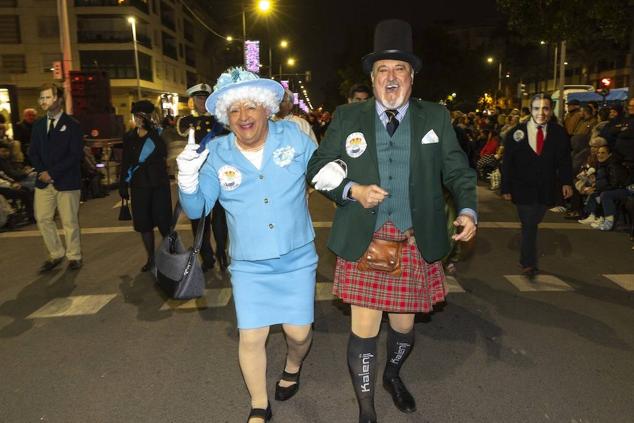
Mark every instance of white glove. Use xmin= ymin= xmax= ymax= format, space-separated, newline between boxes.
xmin=177 ymin=128 xmax=209 ymax=194
xmin=311 ymin=159 xmax=347 ymax=191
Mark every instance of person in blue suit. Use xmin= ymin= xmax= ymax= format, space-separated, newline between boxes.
xmin=177 ymin=67 xmax=317 ymax=423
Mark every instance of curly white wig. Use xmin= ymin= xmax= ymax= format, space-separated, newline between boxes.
xmin=214 ymin=86 xmax=280 ymax=125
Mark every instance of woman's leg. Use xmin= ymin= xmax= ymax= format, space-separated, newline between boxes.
xmin=140 ymin=231 xmax=154 ymax=271
xmin=239 ymin=326 xmax=270 ymax=415
xmin=279 ymin=324 xmax=312 ymax=387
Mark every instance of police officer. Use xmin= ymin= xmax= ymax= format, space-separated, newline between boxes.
xmin=177 ymin=83 xmax=229 ymax=271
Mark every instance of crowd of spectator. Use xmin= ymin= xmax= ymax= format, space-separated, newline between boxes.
xmin=452 ymin=97 xmax=634 ymax=248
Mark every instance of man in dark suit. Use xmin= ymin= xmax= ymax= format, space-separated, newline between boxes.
xmin=501 ymin=93 xmax=573 ymax=278
xmin=307 ymin=19 xmax=477 ymax=423
xmin=28 ymin=83 xmax=84 ymax=271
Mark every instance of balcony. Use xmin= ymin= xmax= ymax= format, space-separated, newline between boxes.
xmin=80 ymin=50 xmax=152 ymax=81
xmin=75 ymin=0 xmax=149 ymax=14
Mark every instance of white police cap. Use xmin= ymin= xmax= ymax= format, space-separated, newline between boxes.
xmin=186 ymin=83 xmax=212 ymax=97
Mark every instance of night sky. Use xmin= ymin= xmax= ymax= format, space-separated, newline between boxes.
xmin=207 ymin=0 xmax=502 ymax=108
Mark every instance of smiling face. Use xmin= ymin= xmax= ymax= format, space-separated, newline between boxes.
xmin=371 ymin=59 xmax=413 ymax=109
xmin=227 ymin=100 xmax=269 ymax=148
xmin=530 ymin=98 xmax=552 ymax=126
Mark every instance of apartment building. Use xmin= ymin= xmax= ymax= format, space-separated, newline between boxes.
xmin=0 ymin=0 xmax=227 ymax=123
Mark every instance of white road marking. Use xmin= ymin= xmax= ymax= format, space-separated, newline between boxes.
xmin=160 ymin=288 xmax=233 ymax=310
xmin=504 ymin=274 xmax=574 ymax=292
xmin=27 ymin=294 xmax=117 ymax=318
xmin=445 ymin=276 xmax=465 ymax=293
xmin=602 ymin=274 xmax=634 ymax=291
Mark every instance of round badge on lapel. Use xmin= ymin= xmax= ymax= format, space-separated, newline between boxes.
xmin=345 ymin=132 xmax=367 ymax=158
xmin=513 ymin=129 xmax=525 ymax=142
xmin=218 ymin=165 xmax=242 ymax=191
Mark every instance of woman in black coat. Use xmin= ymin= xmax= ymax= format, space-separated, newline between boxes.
xmin=119 ymin=100 xmax=172 ymax=271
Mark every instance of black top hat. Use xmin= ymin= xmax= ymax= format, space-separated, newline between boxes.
xmin=362 ymin=19 xmax=422 ymax=74
xmin=131 ymin=100 xmax=155 ymax=114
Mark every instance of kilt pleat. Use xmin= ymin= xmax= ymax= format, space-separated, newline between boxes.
xmin=333 ymin=221 xmax=446 ymax=313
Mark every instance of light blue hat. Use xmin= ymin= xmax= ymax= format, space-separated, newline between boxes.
xmin=206 ymin=67 xmax=284 ymax=116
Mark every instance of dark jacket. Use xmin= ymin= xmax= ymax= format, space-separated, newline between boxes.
xmin=0 ymin=156 xmax=28 ymax=181
xmin=306 ymin=98 xmax=477 ymax=263
xmin=595 ymin=155 xmax=628 ymax=192
xmin=501 ymin=121 xmax=573 ymax=206
xmin=27 ymin=113 xmax=84 ymax=191
xmin=119 ymin=128 xmax=169 ymax=191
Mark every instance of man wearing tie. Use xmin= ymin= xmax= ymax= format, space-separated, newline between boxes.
xmin=308 ymin=19 xmax=477 ymax=423
xmin=28 ymin=83 xmax=84 ymax=272
xmin=501 ymin=93 xmax=573 ymax=278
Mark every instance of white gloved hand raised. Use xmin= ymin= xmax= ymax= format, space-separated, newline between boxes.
xmin=311 ymin=159 xmax=347 ymax=191
xmin=177 ymin=128 xmax=209 ymax=194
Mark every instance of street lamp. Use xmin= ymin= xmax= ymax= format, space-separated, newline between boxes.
xmin=127 ymin=16 xmax=141 ymax=100
xmin=257 ymin=0 xmax=271 ymax=12
xmin=280 ymin=39 xmax=288 ymax=48
xmin=486 ymin=56 xmax=502 ymax=95
xmin=241 ymin=1 xmax=273 ymax=72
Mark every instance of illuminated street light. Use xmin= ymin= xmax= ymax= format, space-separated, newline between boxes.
xmin=127 ymin=16 xmax=141 ymax=100
xmin=287 ymin=57 xmax=296 ymax=66
xmin=258 ymin=0 xmax=271 ymax=13
xmin=487 ymin=57 xmax=494 ymax=64
xmin=226 ymin=35 xmax=233 ymax=42
xmin=540 ymin=40 xmax=546 ymax=45
xmin=280 ymin=39 xmax=288 ymax=48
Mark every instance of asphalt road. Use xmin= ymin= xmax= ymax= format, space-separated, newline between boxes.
xmin=0 ymin=185 xmax=633 ymax=423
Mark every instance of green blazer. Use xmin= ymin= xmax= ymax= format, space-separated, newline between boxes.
xmin=307 ymin=98 xmax=477 ymax=263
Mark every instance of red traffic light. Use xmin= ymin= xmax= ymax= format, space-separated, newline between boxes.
xmin=600 ymin=77 xmax=612 ymax=88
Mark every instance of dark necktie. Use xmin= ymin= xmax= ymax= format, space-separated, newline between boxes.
xmin=48 ymin=117 xmax=55 ymax=138
xmin=536 ymin=125 xmax=544 ymax=155
xmin=386 ymin=109 xmax=399 ymax=137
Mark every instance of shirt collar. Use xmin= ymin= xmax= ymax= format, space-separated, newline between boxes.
xmin=47 ymin=110 xmax=63 ymax=122
xmin=375 ymin=99 xmax=409 ymax=123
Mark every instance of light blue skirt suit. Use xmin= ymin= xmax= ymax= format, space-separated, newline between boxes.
xmin=180 ymin=120 xmax=318 ymax=329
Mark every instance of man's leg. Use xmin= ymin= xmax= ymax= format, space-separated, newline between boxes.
xmin=56 ymin=189 xmax=82 ymax=261
xmin=238 ymin=326 xmax=270 ymax=422
xmin=383 ymin=313 xmax=416 ymax=413
xmin=516 ymin=204 xmax=547 ymax=270
xmin=34 ymin=186 xmax=65 ymax=261
xmin=349 ymin=305 xmax=383 ymax=422
xmin=599 ymin=189 xmax=629 ymax=230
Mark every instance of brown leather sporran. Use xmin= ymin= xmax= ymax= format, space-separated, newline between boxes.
xmin=356 ymin=238 xmax=404 ymax=276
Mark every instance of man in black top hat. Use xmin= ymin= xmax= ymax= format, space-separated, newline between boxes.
xmin=176 ymin=83 xmax=228 ymax=271
xmin=308 ymin=19 xmax=477 ymax=423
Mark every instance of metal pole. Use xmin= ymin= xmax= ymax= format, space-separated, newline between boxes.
xmin=558 ymin=40 xmax=567 ymax=122
xmin=242 ymin=5 xmax=247 ymax=67
xmin=131 ymin=19 xmax=141 ymax=100
xmin=553 ymin=44 xmax=558 ymax=91
xmin=497 ymin=62 xmax=502 ymax=92
xmin=57 ymin=0 xmax=73 ymax=114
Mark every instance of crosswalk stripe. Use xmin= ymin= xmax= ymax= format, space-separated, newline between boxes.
xmin=27 ymin=294 xmax=117 ymax=318
xmin=160 ymin=288 xmax=233 ymax=310
xmin=445 ymin=276 xmax=465 ymax=293
xmin=503 ymin=274 xmax=574 ymax=292
xmin=602 ymin=274 xmax=634 ymax=291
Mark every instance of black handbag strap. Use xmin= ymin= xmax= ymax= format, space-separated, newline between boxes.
xmin=170 ymin=201 xmax=207 ymax=254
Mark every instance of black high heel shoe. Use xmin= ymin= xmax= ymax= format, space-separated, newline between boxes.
xmin=141 ymin=257 xmax=154 ymax=272
xmin=246 ymin=402 xmax=272 ymax=422
xmin=275 ymin=368 xmax=301 ymax=401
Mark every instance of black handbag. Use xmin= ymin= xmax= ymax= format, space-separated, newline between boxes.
xmin=118 ymin=199 xmax=132 ymax=221
xmin=154 ymin=201 xmax=206 ymax=300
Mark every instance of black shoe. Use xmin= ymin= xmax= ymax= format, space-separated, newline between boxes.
xmin=383 ymin=376 xmax=416 ymax=413
xmin=217 ymin=251 xmax=228 ymax=272
xmin=68 ymin=259 xmax=82 ymax=270
xmin=359 ymin=415 xmax=377 ymax=423
xmin=521 ymin=266 xmax=538 ymax=280
xmin=39 ymin=257 xmax=64 ymax=273
xmin=246 ymin=402 xmax=272 ymax=422
xmin=275 ymin=368 xmax=301 ymax=401
xmin=141 ymin=257 xmax=155 ymax=272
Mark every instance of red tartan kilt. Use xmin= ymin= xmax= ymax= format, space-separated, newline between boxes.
xmin=333 ymin=221 xmax=447 ymax=313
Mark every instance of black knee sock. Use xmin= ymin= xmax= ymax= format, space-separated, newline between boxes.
xmin=347 ymin=332 xmax=378 ymax=422
xmin=383 ymin=326 xmax=414 ymax=381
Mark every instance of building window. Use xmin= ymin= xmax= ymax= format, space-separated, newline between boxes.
xmin=1 ymin=54 xmax=26 ymax=73
xmin=0 ymin=0 xmax=18 ymax=6
xmin=80 ymin=50 xmax=152 ymax=81
xmin=0 ymin=15 xmax=20 ymax=44
xmin=77 ymin=15 xmax=151 ymax=48
xmin=37 ymin=16 xmax=60 ymax=39
xmin=185 ymin=45 xmax=195 ymax=67
xmin=186 ymin=70 xmax=196 ymax=87
xmin=41 ymin=53 xmax=62 ymax=73
xmin=160 ymin=1 xmax=175 ymax=30
xmin=162 ymin=32 xmax=177 ymax=60
xmin=183 ymin=19 xmax=193 ymax=42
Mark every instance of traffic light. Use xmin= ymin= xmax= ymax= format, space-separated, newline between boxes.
xmin=597 ymin=77 xmax=611 ymax=97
